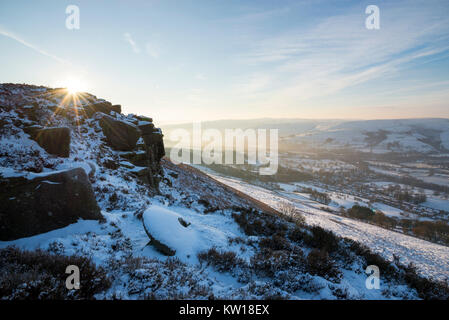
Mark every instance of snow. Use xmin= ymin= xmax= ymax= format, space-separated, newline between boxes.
xmin=423 ymin=198 xmax=449 ymax=212
xmin=0 ymin=166 xmax=89 ymax=180
xmin=441 ymin=131 xmax=449 ymax=150
xmin=371 ymin=202 xmax=404 ymax=218
xmin=56 ymin=161 xmax=95 ymax=176
xmin=142 ymin=205 xmax=244 ymax=264
xmin=0 ymin=219 xmax=104 ymax=253
xmin=212 ymin=175 xmax=449 ymax=282
xmin=0 ymin=166 xmax=25 ymax=178
xmin=276 ymin=118 xmax=449 ymax=153
xmin=1 ymin=84 xmax=442 ymax=299
xmin=143 ymin=205 xmax=200 ymax=258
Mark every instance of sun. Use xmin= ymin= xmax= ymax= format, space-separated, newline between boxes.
xmin=64 ymin=77 xmax=86 ymax=95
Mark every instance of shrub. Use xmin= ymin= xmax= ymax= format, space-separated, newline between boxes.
xmin=278 ymin=201 xmax=297 ymax=217
xmin=403 ymin=262 xmax=449 ymax=300
xmin=0 ymin=246 xmax=110 ymax=299
xmin=303 ymin=225 xmax=339 ymax=253
xmin=259 ymin=234 xmax=291 ymax=251
xmin=197 ymin=247 xmax=244 ymax=273
xmin=345 ymin=239 xmax=396 ymax=278
xmin=117 ymin=256 xmax=214 ymax=299
xmin=251 ymin=250 xmax=291 ymax=277
xmin=231 ymin=207 xmax=279 ymax=236
xmin=306 ymin=249 xmax=340 ymax=279
xmin=251 ymin=247 xmax=305 ymax=278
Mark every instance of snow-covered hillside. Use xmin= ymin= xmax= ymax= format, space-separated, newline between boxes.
xmin=212 ymin=175 xmax=449 ymax=282
xmin=293 ymin=119 xmax=449 ymax=154
xmin=1 ymin=84 xmax=448 ymax=300
xmin=163 ymin=118 xmax=449 ymax=154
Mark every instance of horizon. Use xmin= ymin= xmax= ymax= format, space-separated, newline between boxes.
xmin=1 ymin=0 xmax=449 ymax=123
xmin=159 ymin=116 xmax=449 ymax=126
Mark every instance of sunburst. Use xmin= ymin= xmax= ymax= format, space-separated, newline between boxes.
xmin=64 ymin=77 xmax=86 ymax=95
xmin=41 ymin=77 xmax=91 ymax=132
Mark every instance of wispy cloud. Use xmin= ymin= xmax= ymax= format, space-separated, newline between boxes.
xmin=145 ymin=42 xmax=160 ymax=58
xmin=233 ymin=1 xmax=449 ymax=106
xmin=0 ymin=27 xmax=70 ymax=65
xmin=124 ymin=32 xmax=140 ymax=53
xmin=124 ymin=33 xmax=160 ymax=58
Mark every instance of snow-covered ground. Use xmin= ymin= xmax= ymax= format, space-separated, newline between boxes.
xmin=1 ymin=84 xmax=446 ymax=299
xmin=212 ymin=175 xmax=449 ymax=282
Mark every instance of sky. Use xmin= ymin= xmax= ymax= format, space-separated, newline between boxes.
xmin=1 ymin=0 xmax=449 ymax=124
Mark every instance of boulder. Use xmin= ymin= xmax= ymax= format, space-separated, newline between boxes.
xmin=84 ymin=102 xmax=121 ymax=118
xmin=127 ymin=166 xmax=150 ymax=184
xmin=111 ymin=104 xmax=122 ymax=113
xmin=119 ymin=151 xmax=149 ymax=167
xmin=143 ymin=224 xmax=176 ymax=256
xmin=142 ymin=205 xmax=197 ymax=257
xmin=128 ymin=166 xmax=148 ymax=177
xmin=17 ymin=102 xmax=40 ymax=122
xmin=142 ymin=132 xmax=165 ymax=160
xmin=0 ymin=168 xmax=102 ymax=241
xmin=137 ymin=122 xmax=155 ymax=135
xmin=136 ymin=115 xmax=153 ymax=123
xmin=33 ymin=127 xmax=71 ymax=157
xmin=98 ymin=114 xmax=141 ymax=151
xmin=23 ymin=125 xmax=43 ymax=137
xmin=120 ymin=161 xmax=135 ymax=169
xmin=102 ymin=158 xmax=120 ymax=170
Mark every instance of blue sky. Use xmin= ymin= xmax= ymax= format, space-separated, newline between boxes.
xmin=1 ymin=0 xmax=449 ymax=124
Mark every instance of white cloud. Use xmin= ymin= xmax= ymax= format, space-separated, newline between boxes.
xmin=124 ymin=32 xmax=140 ymax=54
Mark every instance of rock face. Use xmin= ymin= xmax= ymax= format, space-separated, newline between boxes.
xmin=108 ymin=119 xmax=165 ymax=190
xmin=98 ymin=114 xmax=141 ymax=151
xmin=32 ymin=127 xmax=71 ymax=157
xmin=84 ymin=102 xmax=121 ymax=117
xmin=0 ymin=168 xmax=102 ymax=241
xmin=0 ymin=84 xmax=167 ymax=239
xmin=138 ymin=123 xmax=165 ymax=189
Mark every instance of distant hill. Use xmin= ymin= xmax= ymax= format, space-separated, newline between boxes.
xmin=162 ymin=118 xmax=449 ymax=154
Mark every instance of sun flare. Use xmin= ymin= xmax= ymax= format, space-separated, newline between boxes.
xmin=63 ymin=78 xmax=86 ymax=95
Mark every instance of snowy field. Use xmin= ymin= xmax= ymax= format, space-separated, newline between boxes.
xmin=212 ymin=175 xmax=449 ymax=282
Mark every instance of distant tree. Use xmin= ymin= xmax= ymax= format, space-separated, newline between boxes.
xmin=347 ymin=205 xmax=374 ymax=220
xmin=278 ymin=201 xmax=306 ymax=225
xmin=278 ymin=201 xmax=297 ymax=217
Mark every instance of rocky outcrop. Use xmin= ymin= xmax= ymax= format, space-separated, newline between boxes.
xmin=0 ymin=84 xmax=167 ymax=239
xmin=119 ymin=151 xmax=148 ymax=167
xmin=28 ymin=127 xmax=71 ymax=157
xmin=138 ymin=122 xmax=165 ymax=190
xmin=0 ymin=168 xmax=102 ymax=241
xmin=107 ymin=118 xmax=165 ymax=190
xmin=98 ymin=114 xmax=141 ymax=151
xmin=84 ymin=102 xmax=121 ymax=117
